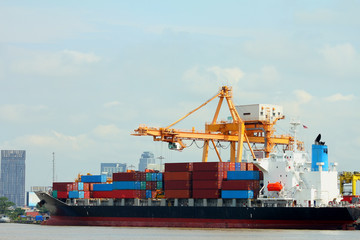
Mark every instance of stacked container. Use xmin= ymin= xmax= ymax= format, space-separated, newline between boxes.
xmin=192 ymin=162 xmax=229 ymax=199
xmin=164 ymin=163 xmax=193 ymax=198
xmin=221 ymin=163 xmax=261 ymax=199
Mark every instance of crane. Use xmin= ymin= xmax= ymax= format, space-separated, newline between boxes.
xmin=133 ymin=86 xmax=298 ymax=162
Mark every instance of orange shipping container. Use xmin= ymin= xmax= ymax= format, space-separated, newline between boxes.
xmin=165 ymin=190 xmax=192 ymax=198
xmin=164 ymin=172 xmax=192 ymax=181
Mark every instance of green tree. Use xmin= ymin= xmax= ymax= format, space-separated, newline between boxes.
xmin=9 ymin=208 xmax=25 ymax=220
xmin=0 ymin=197 xmax=15 ymax=214
xmin=36 ymin=204 xmax=49 ymax=214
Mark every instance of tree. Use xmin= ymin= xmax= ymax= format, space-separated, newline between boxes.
xmin=0 ymin=197 xmax=15 ymax=215
xmin=9 ymin=208 xmax=25 ymax=220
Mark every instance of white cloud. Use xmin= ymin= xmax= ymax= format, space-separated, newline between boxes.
xmin=92 ymin=124 xmax=122 ymax=139
xmin=325 ymin=93 xmax=355 ymax=102
xmin=104 ymin=101 xmax=123 ymax=108
xmin=10 ymin=49 xmax=101 ymax=77
xmin=294 ymin=90 xmax=313 ymax=104
xmin=295 ymin=9 xmax=338 ymax=24
xmin=0 ymin=104 xmax=48 ymax=123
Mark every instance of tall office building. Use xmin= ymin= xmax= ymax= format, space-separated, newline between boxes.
xmin=0 ymin=150 xmax=26 ymax=206
xmin=138 ymin=151 xmax=155 ymax=171
xmin=100 ymin=163 xmax=127 ymax=178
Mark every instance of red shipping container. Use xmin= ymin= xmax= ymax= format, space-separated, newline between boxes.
xmin=140 ymin=172 xmax=146 ymax=181
xmin=84 ymin=191 xmax=91 ymax=199
xmin=193 ymin=162 xmax=225 ymax=172
xmin=146 ymin=182 xmax=157 ymax=190
xmin=91 ymin=191 xmax=114 ymax=198
xmin=66 ymin=183 xmax=73 ymax=192
xmin=151 ymin=181 xmax=157 ymax=190
xmin=164 ymin=180 xmax=192 ymax=190
xmin=221 ymin=180 xmax=260 ymax=190
xmin=165 ymin=162 xmax=193 ymax=172
xmin=246 ymin=163 xmax=259 ymax=171
xmin=192 ymin=180 xmax=221 ymax=189
xmin=192 ymin=189 xmax=220 ymax=199
xmin=113 ymin=172 xmax=140 ymax=181
xmin=113 ymin=190 xmax=141 ymax=199
xmin=229 ymin=162 xmax=235 ymax=171
xmin=165 ymin=190 xmax=191 ymax=198
xmin=164 ymin=172 xmax=192 ymax=181
xmin=140 ymin=190 xmax=146 ymax=199
xmin=56 ymin=191 xmax=68 ymax=199
xmin=72 ymin=182 xmax=78 ymax=191
xmin=53 ymin=182 xmax=73 ymax=191
xmin=83 ymin=183 xmax=90 ymax=191
xmin=240 ymin=162 xmax=247 ymax=171
xmin=192 ymin=171 xmax=224 ymax=181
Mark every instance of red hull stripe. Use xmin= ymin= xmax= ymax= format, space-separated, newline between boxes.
xmin=44 ymin=216 xmax=352 ymax=229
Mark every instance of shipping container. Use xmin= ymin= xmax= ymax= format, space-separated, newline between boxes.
xmin=246 ymin=163 xmax=259 ymax=171
xmin=221 ymin=180 xmax=260 ymax=190
xmin=78 ymin=182 xmax=84 ymax=191
xmin=113 ymin=172 xmax=140 ymax=181
xmin=66 ymin=183 xmax=73 ymax=192
xmin=113 ymin=190 xmax=141 ymax=199
xmin=146 ymin=173 xmax=152 ymax=181
xmin=113 ymin=181 xmax=140 ymax=190
xmin=156 ymin=173 xmax=163 ymax=181
xmin=164 ymin=180 xmax=192 ymax=190
xmin=221 ymin=190 xmax=254 ymax=199
xmin=52 ymin=190 xmax=57 ymax=198
xmin=140 ymin=181 xmax=146 ymax=190
xmin=69 ymin=191 xmax=79 ymax=199
xmin=165 ymin=162 xmax=193 ymax=172
xmin=192 ymin=180 xmax=222 ymax=189
xmin=227 ymin=171 xmax=260 ymax=180
xmin=140 ymin=190 xmax=146 ymax=199
xmin=164 ymin=172 xmax=192 ymax=181
xmin=193 ymin=162 xmax=225 ymax=172
xmin=192 ymin=189 xmax=220 ymax=199
xmin=140 ymin=172 xmax=146 ymax=181
xmin=91 ymin=191 xmax=114 ymax=198
xmin=93 ymin=183 xmax=113 ymax=191
xmin=57 ymin=191 xmax=68 ymax=199
xmin=145 ymin=190 xmax=152 ymax=199
xmin=156 ymin=181 xmax=163 ymax=189
xmin=192 ymin=171 xmax=224 ymax=181
xmin=165 ymin=190 xmax=192 ymax=198
xmin=81 ymin=175 xmax=107 ymax=183
xmin=72 ymin=182 xmax=78 ymax=191
xmin=53 ymin=182 xmax=73 ymax=192
xmin=83 ymin=191 xmax=91 ymax=199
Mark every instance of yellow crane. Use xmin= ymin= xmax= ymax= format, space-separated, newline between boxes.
xmin=339 ymin=171 xmax=360 ymax=196
xmin=133 ymin=86 xmax=298 ymax=162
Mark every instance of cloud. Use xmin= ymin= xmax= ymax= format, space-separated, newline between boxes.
xmin=104 ymin=101 xmax=123 ymax=108
xmin=294 ymin=90 xmax=313 ymax=104
xmin=92 ymin=124 xmax=122 ymax=139
xmin=295 ymin=9 xmax=338 ymax=24
xmin=10 ymin=49 xmax=101 ymax=77
xmin=0 ymin=104 xmax=48 ymax=123
xmin=325 ymin=93 xmax=355 ymax=102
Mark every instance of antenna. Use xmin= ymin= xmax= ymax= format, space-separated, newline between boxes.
xmin=290 ymin=119 xmax=301 ymax=152
xmin=52 ymin=152 xmax=55 ymax=182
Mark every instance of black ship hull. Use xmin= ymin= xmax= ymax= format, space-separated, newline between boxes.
xmin=36 ymin=192 xmax=360 ymax=230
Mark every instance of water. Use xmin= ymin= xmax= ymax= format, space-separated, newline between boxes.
xmin=0 ymin=223 xmax=359 ymax=240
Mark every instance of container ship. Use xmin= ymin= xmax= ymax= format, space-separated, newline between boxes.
xmin=36 ymin=86 xmax=360 ymax=229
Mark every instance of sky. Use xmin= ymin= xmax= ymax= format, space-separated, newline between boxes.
xmin=0 ymin=1 xmax=359 ymax=191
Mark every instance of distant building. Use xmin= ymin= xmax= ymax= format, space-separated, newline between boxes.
xmin=101 ymin=163 xmax=127 ymax=178
xmin=138 ymin=151 xmax=155 ymax=171
xmin=0 ymin=150 xmax=26 ymax=206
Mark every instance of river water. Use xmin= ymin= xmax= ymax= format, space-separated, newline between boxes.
xmin=0 ymin=223 xmax=359 ymax=240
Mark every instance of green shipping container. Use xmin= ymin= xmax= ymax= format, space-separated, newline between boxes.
xmin=146 ymin=173 xmax=152 ymax=181
xmin=156 ymin=181 xmax=163 ymax=189
xmin=140 ymin=181 xmax=147 ymax=190
xmin=52 ymin=190 xmax=58 ymax=198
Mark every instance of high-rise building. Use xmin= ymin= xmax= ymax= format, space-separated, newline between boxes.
xmin=0 ymin=150 xmax=26 ymax=206
xmin=138 ymin=151 xmax=155 ymax=171
xmin=100 ymin=163 xmax=127 ymax=178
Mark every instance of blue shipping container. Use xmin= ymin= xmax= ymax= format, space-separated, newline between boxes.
xmin=78 ymin=191 xmax=84 ymax=199
xmin=151 ymin=173 xmax=156 ymax=181
xmin=78 ymin=182 xmax=84 ymax=190
xmin=69 ymin=191 xmax=79 ymax=198
xmin=235 ymin=163 xmax=241 ymax=171
xmin=93 ymin=184 xmax=113 ymax=191
xmin=221 ymin=190 xmax=254 ymax=199
xmin=227 ymin=171 xmax=259 ymax=180
xmin=113 ymin=181 xmax=140 ymax=190
xmin=81 ymin=175 xmax=107 ymax=183
xmin=156 ymin=173 xmax=163 ymax=181
xmin=146 ymin=190 xmax=152 ymax=198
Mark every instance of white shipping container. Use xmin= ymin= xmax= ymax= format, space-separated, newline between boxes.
xmin=235 ymin=104 xmax=283 ymax=122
